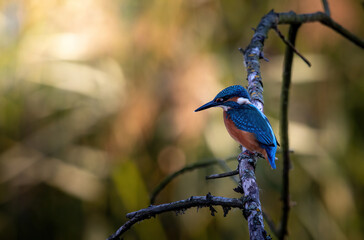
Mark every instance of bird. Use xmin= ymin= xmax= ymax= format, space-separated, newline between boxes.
xmin=195 ymin=85 xmax=279 ymax=169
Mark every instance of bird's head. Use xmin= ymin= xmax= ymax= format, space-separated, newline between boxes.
xmin=195 ymin=85 xmax=251 ymax=112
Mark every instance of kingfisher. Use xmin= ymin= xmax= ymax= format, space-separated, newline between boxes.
xmin=195 ymin=85 xmax=279 ymax=169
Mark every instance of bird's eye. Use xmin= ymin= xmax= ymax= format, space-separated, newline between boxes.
xmin=216 ymin=98 xmax=224 ymax=103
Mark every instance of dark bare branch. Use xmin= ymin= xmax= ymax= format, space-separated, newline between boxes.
xmin=278 ymin=11 xmax=364 ymax=48
xmin=321 ymin=0 xmax=331 ymax=16
xmin=278 ymin=23 xmax=300 ymax=240
xmin=216 ymin=159 xmax=240 ymax=184
xmin=107 ymin=194 xmax=245 ymax=240
xmin=273 ymin=26 xmax=311 ymax=67
xmin=206 ymin=169 xmax=239 ymax=180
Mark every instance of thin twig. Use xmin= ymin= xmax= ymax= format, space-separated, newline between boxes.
xmin=279 ymin=23 xmax=300 ymax=240
xmin=321 ymin=0 xmax=331 ymax=16
xmin=273 ymin=26 xmax=311 ymax=67
xmin=107 ymin=193 xmax=245 ymax=240
xmin=239 ymin=47 xmax=245 ymax=55
xmin=206 ymin=169 xmax=239 ymax=180
xmin=216 ymin=159 xmax=240 ymax=184
xmin=150 ymin=157 xmax=236 ymax=204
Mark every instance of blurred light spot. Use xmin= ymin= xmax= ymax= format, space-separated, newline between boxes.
xmin=25 ymin=60 xmax=123 ymax=104
xmin=114 ymin=89 xmax=158 ymax=152
xmin=204 ymin=113 xmax=237 ymax=158
xmin=263 ymin=54 xmax=329 ymax=83
xmin=0 ymin=144 xmax=42 ymax=184
xmin=23 ymin=0 xmax=123 ymax=60
xmin=66 ymin=146 xmax=109 ymax=177
xmin=48 ymin=33 xmax=91 ymax=60
xmin=171 ymin=55 xmax=221 ymax=139
xmin=297 ymin=195 xmax=348 ymax=240
xmin=323 ymin=178 xmax=354 ymax=220
xmin=289 ymin=120 xmax=321 ymax=155
xmin=157 ymin=145 xmax=186 ymax=174
xmin=0 ymin=2 xmax=22 ymax=45
xmin=41 ymin=158 xmax=105 ymax=203
xmin=0 ymin=144 xmax=105 ymax=204
xmin=322 ymin=113 xmax=348 ymax=155
xmin=83 ymin=214 xmax=110 ymax=240
xmin=23 ymin=108 xmax=109 ymax=154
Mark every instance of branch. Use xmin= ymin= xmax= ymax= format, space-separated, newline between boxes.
xmin=206 ymin=159 xmax=240 ymax=183
xmin=107 ymin=193 xmax=245 ymax=240
xmin=278 ymin=11 xmax=364 ymax=48
xmin=238 ymin=152 xmax=273 ymax=240
xmin=240 ymin=11 xmax=363 ymax=239
xmin=150 ymin=157 xmax=236 ymax=204
xmin=278 ymin=23 xmax=300 ymax=240
xmin=240 ymin=10 xmax=278 ymax=240
xmin=242 ymin=9 xmax=363 ymax=112
xmin=273 ymin=26 xmax=311 ymax=67
xmin=321 ymin=0 xmax=331 ymax=17
xmin=243 ymin=10 xmax=278 ymax=111
xmin=206 ymin=169 xmax=239 ymax=180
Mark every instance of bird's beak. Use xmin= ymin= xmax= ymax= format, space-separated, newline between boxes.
xmin=194 ymin=100 xmax=219 ymax=112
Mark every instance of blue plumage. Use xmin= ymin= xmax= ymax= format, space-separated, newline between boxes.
xmin=227 ymin=104 xmax=275 ymax=146
xmin=214 ymin=85 xmax=251 ymax=101
xmin=195 ymin=85 xmax=279 ymax=169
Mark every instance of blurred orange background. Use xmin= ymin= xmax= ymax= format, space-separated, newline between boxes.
xmin=0 ymin=0 xmax=363 ymax=239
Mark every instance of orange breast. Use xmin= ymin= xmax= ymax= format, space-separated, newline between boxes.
xmin=223 ymin=112 xmax=268 ymax=160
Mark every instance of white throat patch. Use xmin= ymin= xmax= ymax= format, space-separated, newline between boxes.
xmin=219 ymin=105 xmax=231 ymax=111
xmin=237 ymin=97 xmax=251 ymax=105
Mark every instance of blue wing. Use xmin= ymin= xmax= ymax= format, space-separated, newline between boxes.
xmin=227 ymin=104 xmax=276 ymax=147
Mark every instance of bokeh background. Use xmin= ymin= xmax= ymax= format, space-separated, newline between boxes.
xmin=0 ymin=0 xmax=363 ymax=239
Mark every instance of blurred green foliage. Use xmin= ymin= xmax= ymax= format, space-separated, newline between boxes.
xmin=0 ymin=0 xmax=363 ymax=239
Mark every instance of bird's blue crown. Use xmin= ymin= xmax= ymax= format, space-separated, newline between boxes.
xmin=214 ymin=85 xmax=250 ymax=101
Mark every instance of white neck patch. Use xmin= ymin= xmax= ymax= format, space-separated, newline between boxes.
xmin=219 ymin=105 xmax=231 ymax=111
xmin=237 ymin=97 xmax=251 ymax=105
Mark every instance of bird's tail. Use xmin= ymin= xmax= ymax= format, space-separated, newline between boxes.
xmin=262 ymin=145 xmax=277 ymax=169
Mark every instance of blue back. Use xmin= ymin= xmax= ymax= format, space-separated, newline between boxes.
xmin=225 ymin=102 xmax=278 ymax=169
